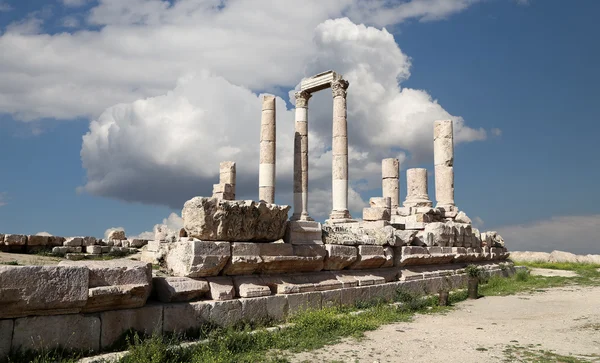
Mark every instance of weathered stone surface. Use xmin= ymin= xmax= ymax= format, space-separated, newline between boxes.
xmin=86 ymin=245 xmax=102 ymax=254
xmin=455 ymin=211 xmax=472 ymax=224
xmin=100 ymin=305 xmax=163 ymax=348
xmin=233 ymin=276 xmax=271 ymax=298
xmin=344 ymin=270 xmax=386 ymax=286
xmin=182 ymin=197 xmax=290 ymax=242
xmin=52 ymin=246 xmax=82 ymax=254
xmin=162 ymin=301 xmax=211 ymax=334
xmin=0 ymin=265 xmax=88 ymax=318
xmin=340 ymin=285 xmax=372 ymax=306
xmin=108 ymin=230 xmax=126 ymax=240
xmin=12 ymin=314 xmax=100 ymax=352
xmin=59 ymin=259 xmax=152 ymax=313
xmin=209 ymin=300 xmax=242 ymax=327
xmin=153 ymin=277 xmax=209 ymax=303
xmin=129 ymin=239 xmax=148 ymax=248
xmin=509 ymin=251 xmax=551 ymax=263
xmin=349 ymin=246 xmax=386 ymax=269
xmin=287 ymin=292 xmax=322 ymax=315
xmin=66 ymin=253 xmax=86 ymax=261
xmin=49 ymin=236 xmax=66 ymax=246
xmin=82 ymin=236 xmax=97 ymax=246
xmin=0 ymin=319 xmax=13 ymax=358
xmin=206 ymin=276 xmax=235 ymax=300
xmin=4 ymin=234 xmax=26 ymax=246
xmin=165 ymin=241 xmax=230 ymax=277
xmin=362 ymin=207 xmax=391 ymax=221
xmin=223 ymin=242 xmax=263 ymax=275
xmin=258 ymin=243 xmax=325 ymax=273
xmin=424 ymin=222 xmax=455 ymax=247
xmin=382 ymin=246 xmax=394 ymax=268
xmin=306 ymin=272 xmax=343 ymax=291
xmin=389 ymin=230 xmax=416 ymax=247
xmin=64 ymin=237 xmax=83 ymax=246
xmin=481 ymin=231 xmax=505 ymax=248
xmin=285 ymin=220 xmax=323 ymax=245
xmin=27 ymin=235 xmax=50 ymax=246
xmin=323 ymin=244 xmax=357 ymax=270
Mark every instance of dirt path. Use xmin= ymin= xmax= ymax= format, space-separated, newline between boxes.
xmin=291 ymin=286 xmax=600 ymax=363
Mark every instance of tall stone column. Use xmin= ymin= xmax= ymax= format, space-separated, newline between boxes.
xmin=329 ymin=79 xmax=353 ymax=221
xmin=382 ymin=158 xmax=399 ymax=210
xmin=259 ymin=95 xmax=276 ymax=203
xmin=434 ymin=120 xmax=455 ymax=208
xmin=403 ymin=168 xmax=432 ymax=207
xmin=291 ymin=91 xmax=312 ymax=221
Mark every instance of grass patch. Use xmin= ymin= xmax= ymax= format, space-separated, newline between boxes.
xmin=502 ymin=343 xmax=598 ymax=363
xmin=0 ymin=260 xmax=19 ymax=265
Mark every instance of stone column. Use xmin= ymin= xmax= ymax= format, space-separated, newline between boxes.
xmin=329 ymin=79 xmax=352 ymax=221
xmin=259 ymin=95 xmax=276 ymax=203
xmin=382 ymin=158 xmax=399 ymax=210
xmin=434 ymin=120 xmax=455 ymax=208
xmin=213 ymin=161 xmax=236 ymax=200
xmin=291 ymin=91 xmax=312 ymax=221
xmin=403 ymin=168 xmax=432 ymax=207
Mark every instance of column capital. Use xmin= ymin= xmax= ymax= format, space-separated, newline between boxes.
xmin=294 ymin=90 xmax=312 ymax=108
xmin=331 ymin=79 xmax=349 ymax=98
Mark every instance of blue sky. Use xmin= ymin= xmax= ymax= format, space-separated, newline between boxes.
xmin=0 ymin=0 xmax=598 ymax=253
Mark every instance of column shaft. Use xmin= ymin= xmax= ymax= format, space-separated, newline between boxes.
xmin=403 ymin=168 xmax=432 ymax=207
xmin=292 ymin=91 xmax=312 ymax=221
xmin=330 ymin=79 xmax=352 ymax=220
xmin=259 ymin=95 xmax=276 ymax=203
xmin=433 ymin=120 xmax=455 ymax=207
xmin=382 ymin=158 xmax=399 ymax=209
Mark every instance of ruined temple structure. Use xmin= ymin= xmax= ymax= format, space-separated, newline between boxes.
xmin=0 ymin=70 xmax=512 ymax=356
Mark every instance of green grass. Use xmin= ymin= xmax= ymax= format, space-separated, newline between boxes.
xmin=502 ymin=343 xmax=599 ymax=363
xmin=0 ymin=260 xmax=19 ymax=265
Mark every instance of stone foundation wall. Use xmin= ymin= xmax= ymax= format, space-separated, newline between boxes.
xmin=0 ymin=262 xmax=520 ymax=357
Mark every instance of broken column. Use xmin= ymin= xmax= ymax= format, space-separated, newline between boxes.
xmin=213 ymin=161 xmax=236 ymax=200
xmin=382 ymin=158 xmax=399 ymax=210
xmin=259 ymin=95 xmax=276 ymax=203
xmin=291 ymin=91 xmax=312 ymax=221
xmin=329 ymin=79 xmax=353 ymax=221
xmin=403 ymin=168 xmax=433 ymax=207
xmin=434 ymin=120 xmax=455 ymax=208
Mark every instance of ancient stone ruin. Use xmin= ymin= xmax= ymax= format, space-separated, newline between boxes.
xmin=0 ymin=70 xmax=511 ymax=357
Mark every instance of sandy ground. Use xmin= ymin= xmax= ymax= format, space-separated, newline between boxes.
xmin=291 ymin=286 xmax=600 ymax=363
xmin=0 ymin=251 xmax=62 ymax=265
xmin=529 ymin=267 xmax=578 ymax=277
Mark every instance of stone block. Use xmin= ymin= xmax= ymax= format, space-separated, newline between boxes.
xmin=233 ymin=275 xmax=271 ymax=298
xmin=4 ymin=234 xmax=27 ymax=246
xmin=153 ymin=277 xmax=209 ymax=303
xmin=404 ymin=220 xmax=426 ymax=230
xmin=209 ymin=300 xmax=242 ymax=327
xmin=369 ymin=197 xmax=391 ymax=209
xmin=27 ymin=235 xmax=49 ymax=246
xmin=307 ymin=272 xmax=343 ymax=291
xmin=284 ymin=220 xmax=323 ymax=245
xmin=49 ymin=236 xmax=66 ymax=246
xmin=162 ymin=301 xmax=211 ymax=334
xmin=390 ymin=230 xmax=417 ymax=247
xmin=258 ymin=243 xmax=325 ymax=274
xmin=322 ymin=289 xmax=342 ymax=308
xmin=0 ymin=319 xmax=13 ymax=358
xmin=100 ymin=305 xmax=163 ymax=348
xmin=239 ymin=297 xmax=269 ymax=323
xmin=12 ymin=314 xmax=100 ymax=352
xmin=59 ymin=260 xmax=152 ymax=313
xmin=340 ymin=285 xmax=371 ymax=307
xmin=129 ymin=239 xmax=148 ymax=248
xmin=323 ymin=244 xmax=357 ymax=270
xmin=349 ymin=246 xmax=386 ymax=269
xmin=83 ymin=236 xmax=97 ymax=246
xmin=182 ymin=197 xmax=290 ymax=242
xmin=0 ymin=265 xmax=88 ymax=318
xmin=362 ymin=207 xmax=391 ymax=221
xmin=206 ymin=276 xmax=235 ymax=300
xmin=455 ymin=211 xmax=472 ymax=224
xmin=332 ymin=272 xmax=359 ymax=288
xmin=287 ymin=292 xmax=322 ymax=315
xmin=108 ymin=230 xmax=126 ymax=240
xmin=345 ymin=270 xmax=386 ymax=286
xmin=382 ymin=246 xmax=394 ymax=268
xmin=86 ymin=245 xmax=102 ymax=254
xmin=101 ymin=246 xmax=111 ymax=254
xmin=223 ymin=242 xmax=262 ymax=275
xmin=66 ymin=253 xmax=85 ymax=261
xmin=63 ymin=237 xmax=83 ymax=246
xmin=165 ymin=241 xmax=230 ymax=277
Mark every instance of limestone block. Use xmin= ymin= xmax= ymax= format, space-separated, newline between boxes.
xmin=86 ymin=245 xmax=102 ymax=254
xmin=411 ymin=231 xmax=432 ymax=247
xmin=509 ymin=251 xmax=550 ymax=263
xmin=396 ymin=207 xmax=411 ymax=217
xmin=165 ymin=241 xmax=230 ymax=277
xmin=223 ymin=242 xmax=263 ymax=275
xmin=0 ymin=233 xmax=3 ymax=244
xmin=321 ymin=289 xmax=342 ymax=308
xmin=0 ymin=319 xmax=12 ymax=358
xmin=323 ymin=244 xmax=357 ymax=270
xmin=455 ymin=211 xmax=472 ymax=224
xmin=382 ymin=246 xmax=394 ymax=268
xmin=209 ymin=300 xmax=242 ymax=327
xmin=340 ymin=286 xmax=372 ymax=307
xmin=390 ymin=229 xmax=418 ymax=247
xmin=362 ymin=207 xmax=391 ymax=221
xmin=183 ymin=197 xmax=290 ymax=242
xmin=59 ymin=260 xmax=152 ymax=313
xmin=332 ymin=273 xmax=359 ymax=288
xmin=287 ymin=292 xmax=322 ymax=315
xmin=349 ymin=246 xmax=386 ymax=269
xmin=233 ymin=276 xmax=271 ymax=298
xmin=483 ymin=231 xmax=505 ymax=247
xmin=52 ymin=246 xmax=81 ymax=254
xmin=100 ymin=305 xmax=163 ymax=348
xmin=100 ymin=246 xmax=110 ymax=254
xmin=491 ymin=247 xmax=510 ymax=261
xmin=12 ymin=314 xmax=100 ymax=352
xmin=129 ymin=239 xmax=148 ymax=248
xmin=0 ymin=265 xmax=88 ymax=318
xmin=4 ymin=234 xmax=26 ymax=246
xmin=394 ymin=246 xmax=430 ymax=266
xmin=424 ymin=222 xmax=455 ymax=247
xmin=404 ymin=220 xmax=426 ymax=230
xmin=258 ymin=243 xmax=325 ymax=274
xmin=64 ymin=237 xmax=83 ymax=246
xmin=83 ymin=236 xmax=97 ymax=246
xmin=344 ymin=270 xmax=386 ymax=286
xmin=206 ymin=276 xmax=235 ymax=301
xmin=162 ymin=301 xmax=211 ymax=334
xmin=153 ymin=277 xmax=209 ymax=303
xmin=49 ymin=236 xmax=66 ymax=246
xmin=278 ymin=274 xmax=316 ymax=293
xmin=108 ymin=230 xmax=126 ymax=241
xmin=239 ymin=297 xmax=268 ymax=323
xmin=285 ymin=220 xmax=323 ymax=245
xmin=27 ymin=235 xmax=50 ymax=246
xmin=306 ymin=272 xmax=343 ymax=291
xmin=382 ymin=158 xmax=399 ymax=179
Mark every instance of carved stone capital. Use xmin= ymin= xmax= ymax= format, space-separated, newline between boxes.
xmin=294 ymin=90 xmax=312 ymax=108
xmin=331 ymin=79 xmax=349 ymax=98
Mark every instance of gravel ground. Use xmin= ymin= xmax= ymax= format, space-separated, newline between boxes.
xmin=291 ymin=286 xmax=600 ymax=363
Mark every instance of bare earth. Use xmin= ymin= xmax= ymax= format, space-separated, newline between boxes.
xmin=0 ymin=251 xmax=61 ymax=265
xmin=291 ymin=286 xmax=600 ymax=363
